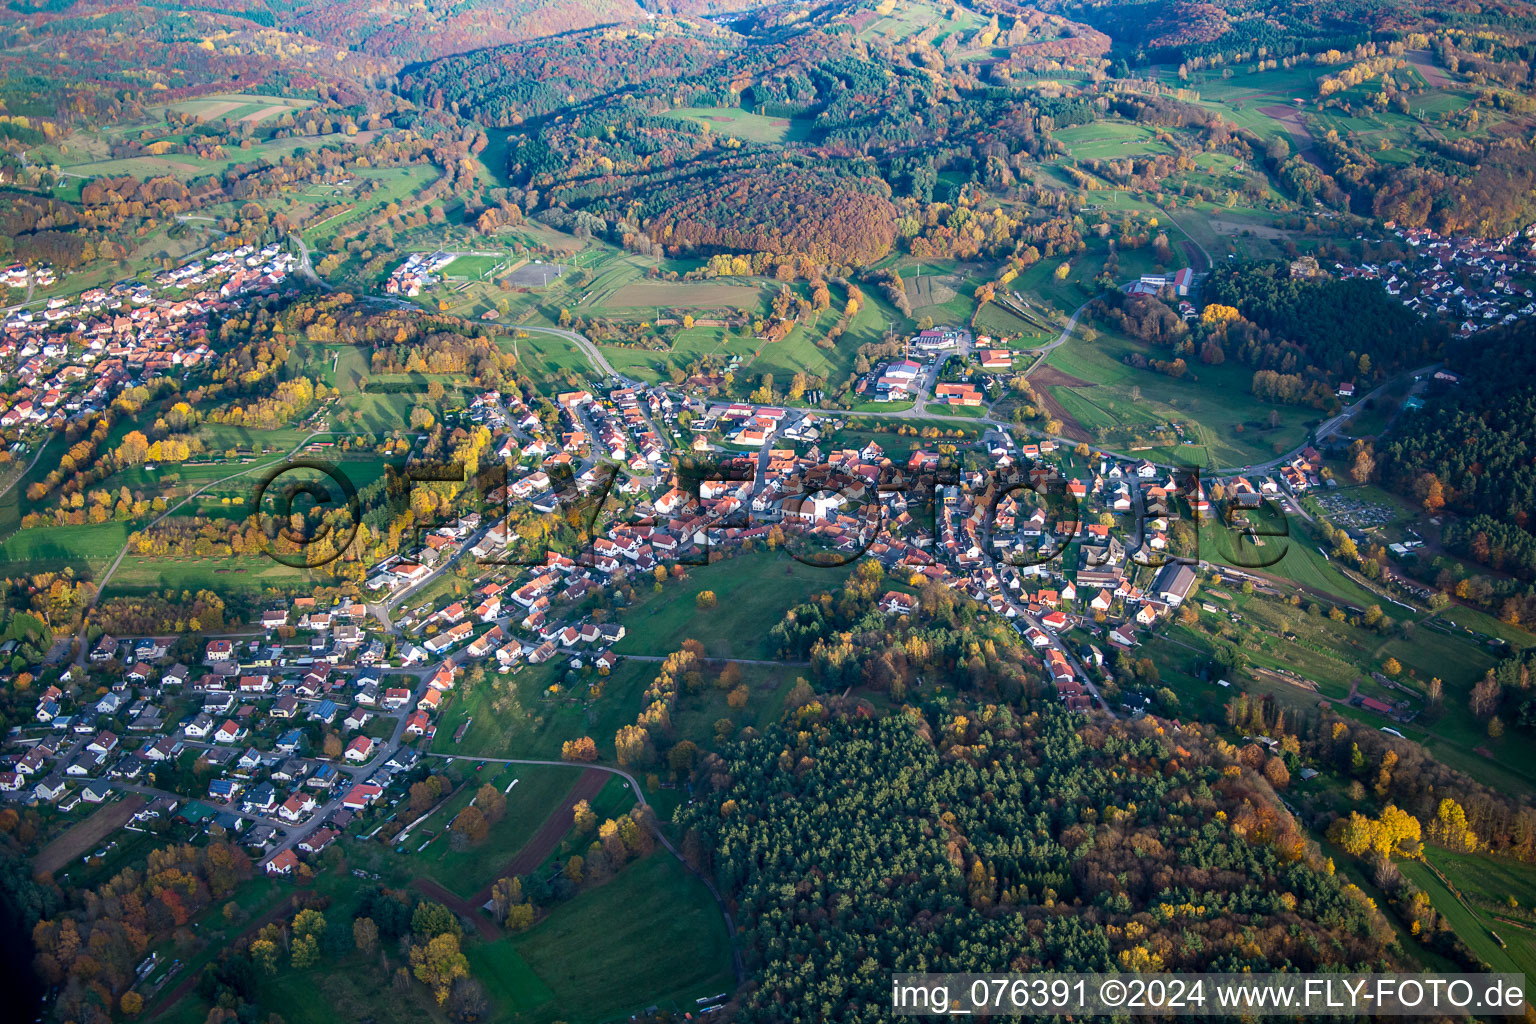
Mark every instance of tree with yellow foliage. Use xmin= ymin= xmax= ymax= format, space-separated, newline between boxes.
xmin=1426 ymin=798 xmax=1478 ymax=853
xmin=1201 ymin=303 xmax=1241 ymax=327
xmin=411 ymin=932 xmax=469 ymax=1005
xmin=1328 ymin=804 xmax=1421 ymax=859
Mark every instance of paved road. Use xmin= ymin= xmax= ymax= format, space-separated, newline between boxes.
xmin=376 ymin=518 xmax=500 ymax=621
xmin=0 ymin=435 xmax=51 ymax=502
xmin=352 ymin=277 xmax=1390 ymax=486
xmin=257 ymin=662 xmax=443 ymax=864
xmin=1205 ymin=362 xmax=1441 ymax=475
xmin=105 ymin=780 xmax=292 ymax=829
xmin=1019 ymin=295 xmax=1093 ymax=377
xmin=512 ymin=324 xmax=624 ymax=380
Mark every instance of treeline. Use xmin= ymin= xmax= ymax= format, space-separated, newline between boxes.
xmin=90 ymin=589 xmax=229 ymax=635
xmin=677 ymin=707 xmax=1397 ymax=1021
xmin=643 ymin=165 xmax=899 ymax=266
xmin=280 ymin=0 xmax=654 ymax=62
xmin=1304 ymin=709 xmax=1536 ymax=862
xmin=401 ymin=28 xmax=728 ymax=125
xmin=370 ymin=332 xmax=516 ymax=382
xmin=32 ymin=842 xmax=253 ymax=1024
xmin=1378 ymin=321 xmax=1536 ymax=580
xmin=1203 ymin=262 xmax=1441 ymax=381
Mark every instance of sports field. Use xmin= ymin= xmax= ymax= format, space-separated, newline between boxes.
xmin=444 ymin=254 xmax=506 ymax=279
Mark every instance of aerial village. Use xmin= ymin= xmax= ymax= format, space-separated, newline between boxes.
xmin=0 ymin=243 xmax=299 ymax=432
xmin=1334 ymin=223 xmax=1536 ymax=337
xmin=0 ymin=304 xmax=1362 ymax=886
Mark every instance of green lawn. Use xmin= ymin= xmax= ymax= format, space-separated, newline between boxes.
xmin=410 ymin=765 xmax=594 ymax=895
xmin=101 ymin=553 xmax=316 ymax=598
xmin=1054 ymin=121 xmax=1171 ymax=161
xmin=1199 ymin=510 xmax=1390 ymax=611
xmin=1147 ymin=569 xmax=1536 ymax=796
xmin=613 ymin=548 xmax=852 ymax=660
xmin=1400 ymin=857 xmax=1533 ymax=977
xmin=444 ymin=254 xmax=506 ymax=279
xmin=257 ymin=952 xmax=450 ymax=1024
xmin=65 ymin=131 xmax=367 ymax=183
xmin=502 ymin=332 xmax=600 ymax=391
xmin=1042 ymin=325 xmax=1315 ymax=470
xmin=1420 ymin=847 xmax=1536 ymax=977
xmin=600 ymin=325 xmax=761 ymax=384
xmin=665 ymin=106 xmax=810 ymax=144
xmin=472 ymin=851 xmax=734 ymax=1024
xmin=434 ymin=649 xmax=801 ymax=762
xmin=306 ymin=166 xmax=441 ymax=246
xmin=0 ymin=521 xmax=130 ymax=577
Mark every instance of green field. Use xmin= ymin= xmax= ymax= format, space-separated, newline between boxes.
xmin=599 ymin=325 xmax=762 ymax=383
xmin=101 ymin=554 xmax=312 ymax=598
xmin=470 ymin=852 xmax=734 ymax=1024
xmin=1419 ymin=847 xmax=1536 ymax=976
xmin=63 ymin=131 xmax=369 ymax=183
xmin=666 ymin=106 xmax=810 ymax=144
xmin=974 ymin=300 xmax=1053 ymax=345
xmin=387 ymin=765 xmax=592 ymax=894
xmin=1199 ymin=511 xmax=1390 ymax=611
xmin=1042 ymin=325 xmax=1315 ymax=469
xmin=0 ymin=521 xmax=129 ymax=576
xmin=304 ymin=165 xmax=441 ymax=246
xmin=1400 ymin=857 xmax=1534 ymax=977
xmin=1054 ymin=121 xmax=1171 ymax=161
xmin=502 ymin=332 xmax=600 ymax=391
xmin=614 ymin=549 xmax=852 ymax=660
xmin=435 ymin=642 xmax=803 ymax=762
xmin=855 ymin=0 xmax=988 ymax=48
xmin=167 ymin=93 xmax=315 ymax=122
xmin=443 ymin=254 xmax=506 ymax=279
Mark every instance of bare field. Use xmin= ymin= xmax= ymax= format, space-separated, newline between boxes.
xmin=908 ymin=274 xmax=958 ymax=307
xmin=506 ymin=261 xmax=565 ymax=287
xmin=1258 ymin=105 xmax=1325 ymax=169
xmin=605 ymin=282 xmax=762 ymax=309
xmin=175 ymin=99 xmax=244 ymax=121
xmin=241 ymin=104 xmax=293 ymax=124
xmin=1029 ymin=365 xmax=1096 ymax=441
xmin=34 ymin=795 xmax=144 ymax=875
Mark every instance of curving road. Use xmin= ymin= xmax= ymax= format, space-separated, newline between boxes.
xmin=512 ymin=324 xmax=623 ymax=380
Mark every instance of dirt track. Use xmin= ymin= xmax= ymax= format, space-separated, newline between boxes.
xmin=35 ymin=794 xmax=145 ymax=876
xmin=1028 ymin=366 xmax=1095 ymax=441
xmin=410 ymin=767 xmax=610 ymax=939
xmin=469 ymin=768 xmax=608 ymax=907
xmin=1259 ymin=105 xmax=1326 ymax=171
xmin=414 ymin=876 xmax=500 ymax=940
